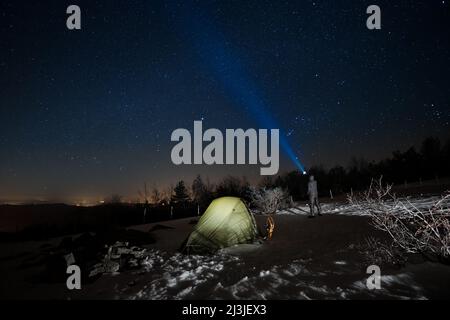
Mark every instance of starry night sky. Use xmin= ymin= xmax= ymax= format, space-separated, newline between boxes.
xmin=1 ymin=0 xmax=449 ymax=203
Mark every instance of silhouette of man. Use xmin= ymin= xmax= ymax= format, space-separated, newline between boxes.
xmin=307 ymin=175 xmax=321 ymax=217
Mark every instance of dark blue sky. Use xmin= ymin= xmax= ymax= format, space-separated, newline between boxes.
xmin=0 ymin=0 xmax=449 ymax=203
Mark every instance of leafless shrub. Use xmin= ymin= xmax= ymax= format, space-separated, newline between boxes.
xmin=349 ymin=177 xmax=450 ymax=263
xmin=358 ymin=236 xmax=407 ymax=267
xmin=249 ymin=187 xmax=289 ymax=215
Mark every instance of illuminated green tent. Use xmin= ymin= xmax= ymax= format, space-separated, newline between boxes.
xmin=182 ymin=197 xmax=258 ymax=254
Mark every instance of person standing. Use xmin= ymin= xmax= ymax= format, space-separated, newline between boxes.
xmin=307 ymin=175 xmax=322 ymax=217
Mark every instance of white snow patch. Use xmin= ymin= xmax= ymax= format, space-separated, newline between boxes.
xmin=278 ymin=196 xmax=441 ymax=217
xmin=130 ymin=249 xmax=239 ymax=300
xmin=259 ymin=270 xmax=270 ymax=277
xmin=352 ymin=272 xmax=427 ymax=299
xmin=127 ymin=249 xmax=432 ymax=300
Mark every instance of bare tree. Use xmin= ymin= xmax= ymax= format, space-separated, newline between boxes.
xmin=249 ymin=187 xmax=289 ymax=215
xmin=138 ymin=182 xmax=149 ymax=204
xmin=151 ymin=187 xmax=161 ymax=204
xmin=192 ymin=175 xmax=207 ymax=204
xmin=158 ymin=185 xmax=174 ymax=205
xmin=349 ymin=177 xmax=450 ymax=262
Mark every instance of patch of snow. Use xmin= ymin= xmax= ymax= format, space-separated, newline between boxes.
xmin=259 ymin=270 xmax=270 ymax=277
xmin=277 ymin=196 xmax=441 ymax=218
xmin=352 ymin=272 xmax=427 ymax=299
xmin=127 ymin=249 xmax=432 ymax=300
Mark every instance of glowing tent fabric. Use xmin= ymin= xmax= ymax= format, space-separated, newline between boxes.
xmin=182 ymin=197 xmax=257 ymax=254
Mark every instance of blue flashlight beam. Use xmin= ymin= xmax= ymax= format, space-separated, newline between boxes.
xmin=171 ymin=2 xmax=307 ymax=174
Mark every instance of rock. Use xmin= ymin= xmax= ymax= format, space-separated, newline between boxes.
xmin=104 ymin=259 xmax=120 ymax=273
xmin=86 ymin=240 xmax=150 ymax=279
xmin=128 ymin=259 xmax=139 ymax=268
xmin=64 ymin=253 xmax=76 ymax=266
xmin=89 ymin=263 xmax=105 ymax=278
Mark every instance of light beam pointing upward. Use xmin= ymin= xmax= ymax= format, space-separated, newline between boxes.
xmin=171 ymin=2 xmax=307 ymax=174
